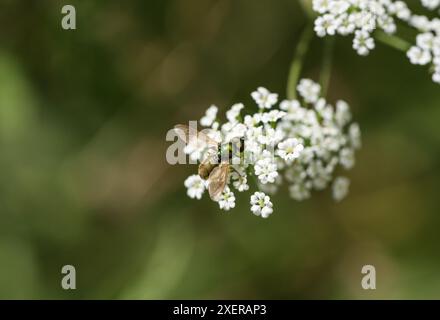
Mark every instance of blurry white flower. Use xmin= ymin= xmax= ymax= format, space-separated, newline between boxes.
xmin=313 ymin=0 xmax=331 ymax=14
xmin=244 ymin=114 xmax=262 ymax=128
xmin=277 ymin=138 xmax=304 ymax=162
xmin=289 ymin=183 xmax=311 ymax=201
xmin=329 ymin=0 xmax=350 ymax=15
xmin=184 ymin=175 xmax=205 ymax=199
xmin=339 ymin=147 xmax=355 ymax=169
xmin=250 ymin=192 xmax=273 ymax=218
xmin=184 ymin=136 xmax=210 ymax=162
xmin=200 ymin=105 xmax=218 ymax=127
xmin=417 ymin=32 xmax=435 ymax=50
xmin=231 ymin=171 xmax=249 ymax=192
xmin=261 ymin=110 xmax=286 ymax=123
xmin=353 ymin=30 xmax=375 ymax=56
xmin=378 ymin=15 xmax=397 ymax=34
xmin=311 ymin=0 xmax=440 ymax=84
xmin=226 ymin=103 xmax=244 ymax=124
xmin=335 ymin=100 xmax=352 ymax=127
xmin=332 ymin=176 xmax=350 ymax=201
xmin=255 ymin=157 xmax=278 ymax=184
xmin=225 ymin=123 xmax=247 ymax=142
xmin=338 ymin=13 xmax=356 ymax=35
xmin=349 ymin=123 xmax=362 ymax=149
xmin=257 ymin=126 xmax=284 ymax=146
xmin=251 ymin=87 xmax=278 ymax=109
xmin=315 ymin=13 xmax=340 ymax=37
xmin=297 ymin=79 xmax=321 ymax=103
xmin=390 ymin=1 xmax=411 ymax=21
xmin=218 ymin=187 xmax=236 ymax=210
xmin=421 ymin=0 xmax=440 ymax=10
xmin=433 ymin=69 xmax=440 ymax=83
xmin=407 ymin=46 xmax=432 ymax=65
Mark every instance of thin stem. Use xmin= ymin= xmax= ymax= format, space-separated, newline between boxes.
xmin=320 ymin=37 xmax=335 ymax=98
xmin=287 ymin=23 xmax=314 ymax=100
xmin=375 ymin=31 xmax=411 ymax=52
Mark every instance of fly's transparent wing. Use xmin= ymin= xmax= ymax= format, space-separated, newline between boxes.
xmin=208 ymin=163 xmax=229 ymax=201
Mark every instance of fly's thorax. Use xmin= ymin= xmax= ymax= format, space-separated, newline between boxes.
xmin=198 ymin=162 xmax=217 ymax=180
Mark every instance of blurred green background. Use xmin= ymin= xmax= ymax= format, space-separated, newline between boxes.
xmin=0 ymin=0 xmax=439 ymax=299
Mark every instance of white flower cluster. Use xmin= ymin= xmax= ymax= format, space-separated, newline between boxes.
xmin=313 ymin=0 xmax=408 ymax=55
xmin=421 ymin=0 xmax=440 ymax=11
xmin=312 ymin=0 xmax=440 ymax=83
xmin=277 ymin=79 xmax=361 ymax=202
xmin=183 ymin=79 xmax=361 ymax=217
xmin=406 ymin=10 xmax=440 ymax=83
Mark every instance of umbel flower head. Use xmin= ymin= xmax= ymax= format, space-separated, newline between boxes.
xmin=179 ymin=79 xmax=361 ymax=218
xmin=312 ymin=0 xmax=440 ymax=84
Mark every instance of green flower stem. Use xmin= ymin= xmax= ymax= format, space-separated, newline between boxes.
xmin=375 ymin=31 xmax=412 ymax=53
xmin=320 ymin=37 xmax=335 ymax=98
xmin=287 ymin=23 xmax=314 ymax=100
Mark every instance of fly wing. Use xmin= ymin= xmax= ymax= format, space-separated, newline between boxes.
xmin=208 ymin=163 xmax=229 ymax=201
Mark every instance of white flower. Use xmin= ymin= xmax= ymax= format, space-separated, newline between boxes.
xmin=407 ymin=46 xmax=432 ymax=65
xmin=184 ymin=136 xmax=210 ymax=162
xmin=226 ymin=103 xmax=244 ymax=124
xmin=329 ymin=0 xmax=350 ymax=15
xmin=289 ymin=183 xmax=311 ymax=201
xmin=315 ymin=13 xmax=340 ymax=37
xmin=258 ymin=180 xmax=280 ymax=195
xmin=353 ymin=12 xmax=376 ymax=33
xmin=335 ymin=100 xmax=352 ymax=127
xmin=257 ymin=126 xmax=284 ymax=146
xmin=200 ymin=105 xmax=218 ymax=127
xmin=231 ymin=171 xmax=249 ymax=192
xmin=255 ymin=157 xmax=278 ymax=184
xmin=218 ymin=187 xmax=236 ymax=210
xmin=297 ymin=79 xmax=321 ymax=103
xmin=390 ymin=1 xmax=411 ymax=21
xmin=338 ymin=13 xmax=356 ymax=35
xmin=285 ymin=165 xmax=307 ymax=183
xmin=410 ymin=15 xmax=431 ymax=31
xmin=251 ymin=87 xmax=278 ymax=109
xmin=313 ymin=0 xmax=331 ymax=14
xmin=353 ymin=30 xmax=375 ymax=56
xmin=332 ymin=176 xmax=350 ymax=201
xmin=349 ymin=122 xmax=362 ymax=149
xmin=417 ymin=32 xmax=435 ymax=50
xmin=277 ymin=138 xmax=304 ymax=162
xmin=339 ymin=147 xmax=355 ymax=169
xmin=433 ymin=69 xmax=440 ymax=83
xmin=224 ymin=123 xmax=247 ymax=142
xmin=184 ymin=175 xmax=205 ymax=199
xmin=421 ymin=0 xmax=440 ymax=10
xmin=250 ymin=192 xmax=273 ymax=218
xmin=309 ymin=0 xmax=440 ymax=84
xmin=207 ymin=129 xmax=222 ymax=143
xmin=261 ymin=110 xmax=286 ymax=123
xmin=244 ymin=114 xmax=262 ymax=128
xmin=378 ymin=15 xmax=397 ymax=34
